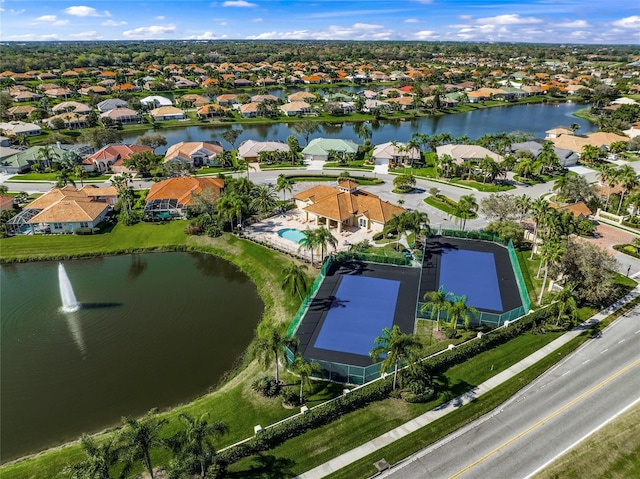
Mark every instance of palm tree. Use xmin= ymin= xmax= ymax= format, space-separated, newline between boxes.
xmin=420 ymin=285 xmax=452 ymax=331
xmin=453 ymin=194 xmax=478 ymax=231
xmin=36 ymin=144 xmax=59 ymax=171
xmin=529 ymin=198 xmax=550 ymax=259
xmin=64 ymin=434 xmax=120 ymax=479
xmin=298 ymin=228 xmax=319 ymax=265
xmin=254 ymin=322 xmax=298 ymax=384
xmin=553 ymin=284 xmax=578 ymax=327
xmin=222 ymin=128 xmax=243 ymax=149
xmin=74 ymin=166 xmax=87 ymax=187
xmin=598 ymin=164 xmax=618 ymax=212
xmin=446 ymin=295 xmax=478 ymax=330
xmin=169 ymin=413 xmax=229 ymax=478
xmin=514 ymin=194 xmax=532 ymax=222
xmin=538 ymin=240 xmax=565 ymax=304
xmin=369 ymin=325 xmax=422 ymax=390
xmin=281 ymin=262 xmax=308 ymax=301
xmin=250 ymin=184 xmax=277 ymax=217
xmin=315 ymin=226 xmax=337 ymax=263
xmin=276 ymin=174 xmax=294 ymax=203
xmin=55 ymin=169 xmax=76 ymax=188
xmin=616 ymin=165 xmax=638 ymax=216
xmin=291 ymin=355 xmax=321 ymax=404
xmin=118 ymin=409 xmax=168 ymax=479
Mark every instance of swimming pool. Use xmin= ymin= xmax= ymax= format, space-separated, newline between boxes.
xmin=277 ymin=228 xmax=306 ymax=244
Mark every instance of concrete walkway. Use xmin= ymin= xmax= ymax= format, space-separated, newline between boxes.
xmin=296 ymin=287 xmax=640 ymax=479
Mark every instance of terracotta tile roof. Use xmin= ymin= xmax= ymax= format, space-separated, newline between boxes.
xmin=146 ymin=177 xmax=224 ymax=206
xmin=165 ymin=141 xmax=223 ymax=162
xmin=551 ymin=201 xmax=592 ymax=218
xmin=87 ymin=144 xmax=152 ymax=166
xmin=296 ymin=184 xmax=405 ymax=225
xmin=30 ymin=199 xmax=109 ymax=223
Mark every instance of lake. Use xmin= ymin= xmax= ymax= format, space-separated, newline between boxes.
xmin=120 ymin=102 xmax=595 ymax=153
xmin=0 ymin=252 xmax=264 ymax=462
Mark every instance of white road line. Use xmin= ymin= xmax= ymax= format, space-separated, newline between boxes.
xmin=561 ymin=370 xmax=572 ymax=377
xmin=635 ymin=330 xmax=640 ymax=335
xmin=618 ymin=339 xmax=626 ymax=344
xmin=600 ymin=348 xmax=609 ymax=354
xmin=582 ymin=359 xmax=590 ymax=365
xmin=523 ymin=396 xmax=640 ymax=479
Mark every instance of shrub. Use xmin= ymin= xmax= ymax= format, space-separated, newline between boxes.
xmin=372 ymin=232 xmax=384 ymax=241
xmin=73 ymin=227 xmax=94 ymax=235
xmin=251 ymin=376 xmax=281 ymax=398
xmin=281 ymin=387 xmax=302 ymax=407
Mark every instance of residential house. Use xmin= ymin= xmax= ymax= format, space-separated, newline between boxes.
xmin=5 ymin=185 xmax=117 ymax=235
xmin=233 ymin=78 xmax=252 ymax=88
xmin=196 ymin=104 xmax=228 ymax=119
xmin=79 ymin=85 xmax=108 ymax=95
xmin=280 ymin=101 xmax=312 ymax=116
xmin=550 ymin=201 xmax=593 ymax=220
xmin=144 ymin=176 xmax=225 ymax=220
xmin=511 ymin=141 xmax=578 ymax=167
xmin=293 ymin=180 xmax=405 ymax=234
xmin=140 ymin=95 xmax=173 ymax=108
xmin=0 ymin=195 xmax=15 ymax=212
xmin=436 ymin=144 xmax=504 ymax=166
xmin=250 ymin=94 xmax=279 ymax=103
xmin=47 ymin=112 xmax=88 ymax=129
xmin=216 ymin=94 xmax=238 ymax=106
xmin=164 ymin=141 xmax=223 ymax=167
xmin=97 ymin=98 xmax=129 ymax=113
xmin=239 ymin=102 xmax=260 ymax=118
xmin=179 ymin=94 xmax=209 ymax=107
xmin=287 ymin=91 xmax=316 ymax=103
xmin=0 ymin=121 xmax=41 ymax=137
xmin=52 ymin=101 xmax=92 ymax=114
xmin=150 ymin=106 xmax=185 ymax=121
xmin=85 ymin=144 xmax=153 ymax=173
xmin=45 ymin=87 xmax=73 ymax=99
xmin=237 ymin=140 xmax=289 ymax=162
xmin=100 ymin=107 xmax=141 ymax=125
xmin=302 ymin=138 xmax=359 ymax=162
xmin=7 ymin=105 xmax=38 ymax=119
xmin=372 ymin=142 xmax=421 ymax=167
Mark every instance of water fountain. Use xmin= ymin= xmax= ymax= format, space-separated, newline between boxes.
xmin=58 ymin=263 xmax=80 ymax=313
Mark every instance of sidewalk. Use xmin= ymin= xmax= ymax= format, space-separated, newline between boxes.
xmin=296 ymin=287 xmax=640 ymax=479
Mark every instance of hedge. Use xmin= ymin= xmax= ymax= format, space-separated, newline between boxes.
xmin=216 ymin=304 xmax=557 ymax=467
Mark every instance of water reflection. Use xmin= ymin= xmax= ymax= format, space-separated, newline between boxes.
xmin=189 ymin=252 xmax=249 ymax=285
xmin=127 ymin=254 xmax=147 ymax=281
xmin=63 ymin=311 xmax=86 ymax=356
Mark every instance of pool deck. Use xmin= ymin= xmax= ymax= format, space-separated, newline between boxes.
xmin=242 ymin=208 xmax=375 ymax=264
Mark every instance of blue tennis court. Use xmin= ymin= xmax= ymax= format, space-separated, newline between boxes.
xmin=313 ymin=275 xmax=400 ymax=356
xmin=439 ymin=249 xmax=503 ymax=311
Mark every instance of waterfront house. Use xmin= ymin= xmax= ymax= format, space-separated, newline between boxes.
xmin=301 ymin=138 xmax=359 ymax=162
xmin=86 ymin=144 xmax=153 ymax=173
xmin=372 ymin=142 xmax=421 ymax=167
xmin=144 ymin=176 xmax=225 ymax=220
xmin=150 ymin=106 xmax=186 ymax=121
xmin=164 ymin=141 xmax=223 ymax=167
xmin=237 ymin=140 xmax=289 ymax=162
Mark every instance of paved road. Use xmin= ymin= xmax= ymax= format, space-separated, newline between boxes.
xmin=378 ymin=307 xmax=640 ymax=479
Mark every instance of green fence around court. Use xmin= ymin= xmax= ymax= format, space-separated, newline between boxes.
xmin=417 ymin=231 xmax=532 ymax=328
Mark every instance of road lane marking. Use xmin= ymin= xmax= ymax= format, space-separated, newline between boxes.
xmin=600 ymin=348 xmax=609 ymax=354
xmin=561 ymin=370 xmax=572 ymax=376
xmin=619 ymin=339 xmax=626 ymax=344
xmin=523 ymin=395 xmax=640 ymax=479
xmin=635 ymin=330 xmax=640 ymax=334
xmin=448 ymin=357 xmax=640 ymax=479
xmin=582 ymin=359 xmax=590 ymax=365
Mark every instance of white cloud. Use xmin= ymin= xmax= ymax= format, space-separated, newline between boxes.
xmin=251 ymin=18 xmax=263 ymax=22
xmin=222 ymin=0 xmax=257 ymax=7
xmin=612 ymin=16 xmax=640 ymax=29
xmin=214 ymin=17 xmax=229 ymax=26
xmin=554 ymin=20 xmax=590 ymax=28
xmin=247 ymin=23 xmax=395 ymax=41
xmin=33 ymin=15 xmax=69 ymax=26
xmin=65 ymin=6 xmax=110 ymax=17
xmin=188 ymin=31 xmax=228 ymax=40
xmin=155 ymin=16 xmax=165 ymax=20
xmin=69 ymin=31 xmax=100 ymax=39
xmin=414 ymin=30 xmax=436 ymax=39
xmin=416 ymin=0 xmax=433 ymax=4
xmin=102 ymin=20 xmax=127 ymax=26
xmin=7 ymin=33 xmax=59 ymax=40
xmin=123 ymin=24 xmax=176 ymax=38
xmin=10 ymin=9 xmax=26 ymax=14
xmin=476 ymin=14 xmax=542 ymax=25
xmin=404 ymin=19 xmax=421 ymax=24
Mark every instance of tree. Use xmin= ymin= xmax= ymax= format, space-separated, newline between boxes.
xmin=35 ymin=144 xmax=59 ymax=171
xmin=538 ymin=240 xmax=564 ymax=304
xmin=250 ymin=184 xmax=277 ymax=217
xmin=64 ymin=434 xmax=120 ymax=479
xmin=453 ymin=194 xmax=478 ymax=231
xmin=189 ymin=187 xmax=221 ymax=220
xmin=370 ymin=325 xmax=422 ymax=390
xmin=168 ymin=413 xmax=229 ymax=479
xmin=514 ymin=194 xmax=532 ymax=221
xmin=123 ymin=150 xmax=162 ymax=178
xmin=356 ymin=123 xmax=372 ymax=143
xmin=537 ymin=141 xmax=561 ymax=173
xmin=222 ymin=128 xmax=243 ymax=149
xmin=552 ymin=284 xmax=578 ymax=328
xmin=529 ymin=198 xmax=550 ymax=259
xmin=78 ymin=129 xmax=120 ymax=150
xmin=254 ymin=322 xmax=298 ymax=384
xmin=216 ymin=192 xmax=247 ymax=230
xmin=291 ymin=355 xmax=321 ymax=404
xmin=60 ymin=150 xmax=83 ymax=170
xmin=392 ymin=172 xmax=416 ymax=192
xmin=298 ymin=228 xmax=319 ymax=265
xmin=580 ymin=144 xmax=605 ymax=164
xmin=446 ymin=295 xmax=478 ymax=330
xmin=420 ymin=286 xmax=452 ymax=331
xmin=290 ymin=120 xmax=318 ymax=145
xmin=55 ymin=169 xmax=76 ymax=188
xmin=480 ymin=193 xmax=520 ymax=222
xmin=281 ymin=262 xmax=308 ymax=301
xmin=118 ymin=410 xmax=168 ymax=479
xmin=598 ymin=164 xmax=618 ymax=212
xmin=315 ymin=226 xmax=337 ymax=263
xmin=615 ymin=165 xmax=638 ymax=215
xmin=286 ymin=135 xmax=301 ymax=164
xmin=135 ymin=132 xmax=167 ymax=151
xmin=276 ymin=174 xmax=294 ymax=203
xmin=553 ymin=174 xmax=595 ymax=204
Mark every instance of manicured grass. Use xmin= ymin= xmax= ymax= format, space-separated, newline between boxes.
xmin=390 ymin=166 xmax=437 ymax=178
xmin=6 ymin=173 xmax=111 ymax=181
xmin=227 ymin=330 xmax=567 ymax=476
xmin=284 ymin=174 xmax=383 ymax=186
xmin=534 ymin=404 xmax=640 ymax=479
xmin=423 ymin=195 xmax=478 ymax=219
xmin=324 ymin=161 xmax=373 ymax=170
xmin=450 ymin=179 xmax=516 ymax=192
xmin=325 ymin=333 xmax=587 ymax=479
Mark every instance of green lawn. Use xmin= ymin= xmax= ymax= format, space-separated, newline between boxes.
xmin=6 ymin=173 xmax=111 ymax=181
xmin=423 ymin=195 xmax=478 ymax=219
xmin=450 ymin=179 xmax=516 ymax=192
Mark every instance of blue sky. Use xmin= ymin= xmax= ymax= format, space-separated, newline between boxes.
xmin=1 ymin=0 xmax=638 ymax=44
